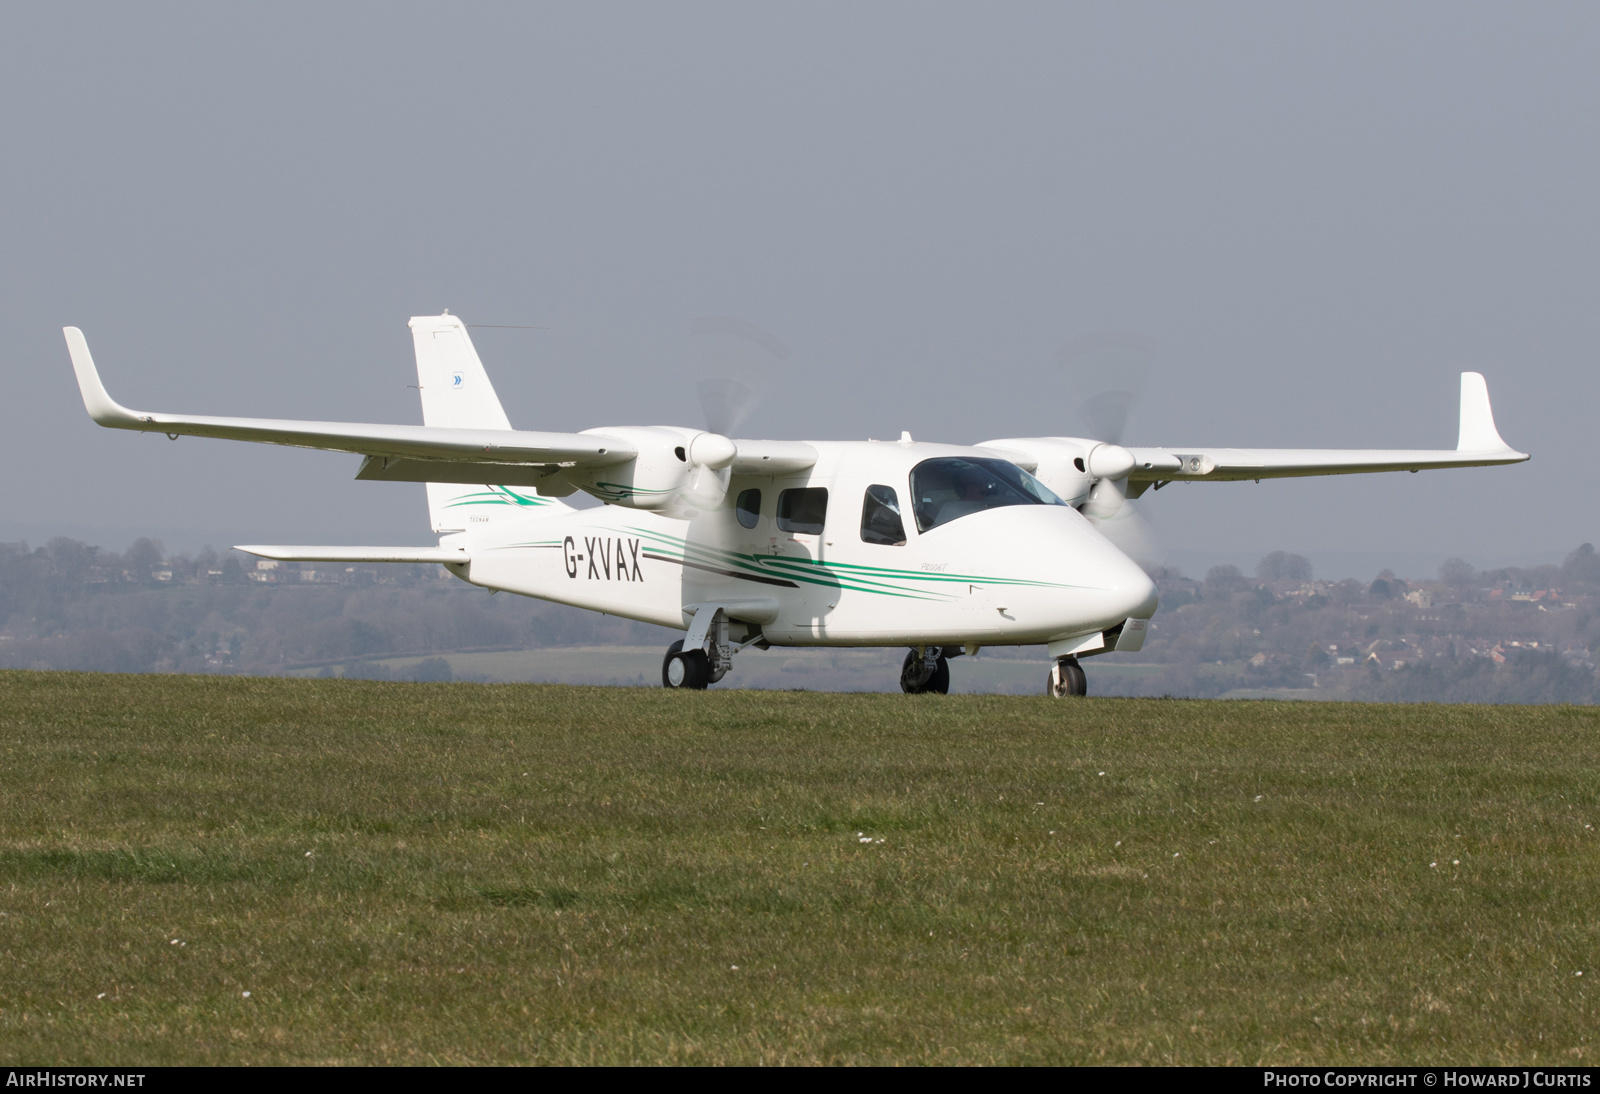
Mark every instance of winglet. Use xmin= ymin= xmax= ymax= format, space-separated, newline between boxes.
xmin=62 ymin=327 xmax=140 ymax=426
xmin=1457 ymin=372 xmax=1515 ymax=453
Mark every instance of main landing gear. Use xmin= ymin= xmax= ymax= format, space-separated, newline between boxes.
xmin=663 ymin=622 xmax=1071 ymax=696
xmin=661 ymin=639 xmax=712 ymax=690
xmin=662 ymin=605 xmax=752 ymax=690
xmin=900 ymin=646 xmax=951 ymax=694
xmin=1048 ymin=656 xmax=1087 ymax=698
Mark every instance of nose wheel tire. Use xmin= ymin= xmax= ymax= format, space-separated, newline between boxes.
xmin=662 ymin=639 xmax=711 ymax=690
xmin=1048 ymin=657 xmax=1087 ymax=698
xmin=900 ymin=649 xmax=950 ymax=694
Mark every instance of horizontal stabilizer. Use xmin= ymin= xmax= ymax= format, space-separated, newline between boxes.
xmin=234 ymin=545 xmax=470 ymax=564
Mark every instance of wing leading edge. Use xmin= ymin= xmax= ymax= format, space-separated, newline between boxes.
xmin=61 ymin=326 xmax=635 ymax=470
xmin=63 ymin=326 xmax=815 ymax=483
xmin=1124 ymin=372 xmax=1527 ymax=482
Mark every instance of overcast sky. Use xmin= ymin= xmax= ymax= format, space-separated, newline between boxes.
xmin=4 ymin=2 xmax=1595 ymax=579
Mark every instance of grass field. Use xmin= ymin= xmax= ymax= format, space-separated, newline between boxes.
xmin=287 ymin=644 xmax=1173 ymax=696
xmin=1 ymin=671 xmax=1597 ymax=1065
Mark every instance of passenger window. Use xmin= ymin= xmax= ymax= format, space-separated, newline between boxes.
xmin=735 ymin=488 xmax=761 ymax=529
xmin=776 ymin=488 xmax=828 ymax=535
xmin=860 ymin=485 xmax=906 ymax=545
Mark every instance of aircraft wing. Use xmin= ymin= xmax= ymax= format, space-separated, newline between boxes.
xmin=62 ymin=327 xmax=634 ymax=469
xmin=729 ymin=440 xmax=818 ymax=475
xmin=1124 ymin=373 xmax=1527 ymax=483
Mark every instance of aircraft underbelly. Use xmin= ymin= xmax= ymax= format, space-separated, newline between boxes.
xmin=777 ymin=589 xmax=1004 ymax=644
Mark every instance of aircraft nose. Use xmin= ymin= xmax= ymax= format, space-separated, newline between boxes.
xmin=1105 ymin=550 xmax=1159 ymax=621
xmin=1075 ymin=526 xmax=1158 ymax=624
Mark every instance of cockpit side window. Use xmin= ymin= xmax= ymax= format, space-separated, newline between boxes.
xmin=735 ymin=488 xmax=761 ymax=529
xmin=860 ymin=484 xmax=907 ymax=546
xmin=776 ymin=487 xmax=829 ymax=535
xmin=909 ymin=457 xmax=1067 ymax=533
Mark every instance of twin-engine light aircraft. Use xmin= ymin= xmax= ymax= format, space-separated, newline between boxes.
xmin=62 ymin=317 xmax=1527 ymax=696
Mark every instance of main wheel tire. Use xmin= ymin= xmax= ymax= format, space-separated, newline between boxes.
xmin=662 ymin=639 xmax=711 ymax=690
xmin=1047 ymin=657 xmax=1087 ymax=698
xmin=900 ymin=649 xmax=950 ymax=694
xmin=1066 ymin=659 xmax=1087 ymax=696
xmin=899 ymin=649 xmax=924 ymax=692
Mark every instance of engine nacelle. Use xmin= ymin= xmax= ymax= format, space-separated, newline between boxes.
xmin=560 ymin=425 xmax=737 ymax=516
xmin=978 ymin=436 xmax=1098 ymax=507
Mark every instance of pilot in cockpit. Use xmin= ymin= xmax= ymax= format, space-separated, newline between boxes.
xmin=935 ymin=471 xmax=993 ymax=525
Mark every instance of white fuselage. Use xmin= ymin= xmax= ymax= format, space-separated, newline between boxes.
xmin=446 ymin=440 xmax=1158 ymax=648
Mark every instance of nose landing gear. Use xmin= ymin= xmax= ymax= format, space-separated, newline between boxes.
xmin=1048 ymin=656 xmax=1087 ymax=697
xmin=900 ymin=647 xmax=950 ymax=694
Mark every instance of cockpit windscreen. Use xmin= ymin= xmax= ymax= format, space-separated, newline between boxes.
xmin=910 ymin=457 xmax=1067 ymax=533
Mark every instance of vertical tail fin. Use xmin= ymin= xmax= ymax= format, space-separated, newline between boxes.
xmin=410 ymin=314 xmax=512 ymax=430
xmin=409 ymin=314 xmax=566 ymax=533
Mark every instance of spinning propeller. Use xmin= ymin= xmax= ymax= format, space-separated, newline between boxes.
xmin=675 ymin=318 xmax=787 ymax=511
xmin=690 ymin=316 xmax=784 ymax=437
xmin=666 ymin=316 xmax=1163 ymax=564
xmin=1062 ymin=333 xmax=1164 ymax=564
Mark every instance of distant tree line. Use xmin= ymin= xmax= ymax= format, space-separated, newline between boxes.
xmin=6 ymin=536 xmax=1600 ymax=703
xmin=1108 ymin=543 xmax=1600 ymax=703
xmin=0 ymin=538 xmax=671 ymax=676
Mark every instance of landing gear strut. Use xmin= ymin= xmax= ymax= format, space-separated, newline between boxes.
xmin=901 ymin=646 xmax=950 ymax=694
xmin=663 ymin=605 xmax=751 ymax=690
xmin=1048 ymin=656 xmax=1087 ymax=698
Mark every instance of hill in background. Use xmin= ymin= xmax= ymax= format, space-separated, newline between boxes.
xmin=4 ymin=536 xmax=1600 ymax=703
